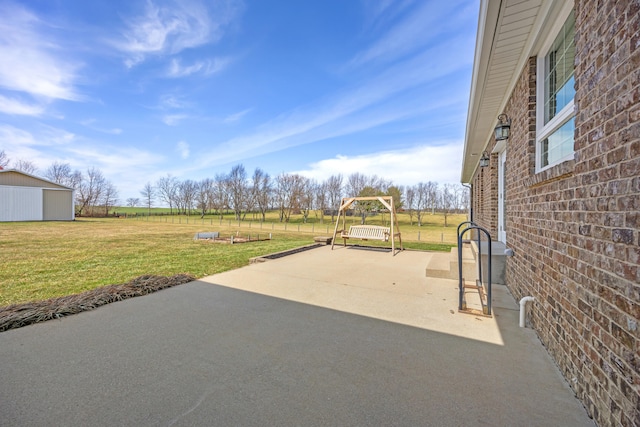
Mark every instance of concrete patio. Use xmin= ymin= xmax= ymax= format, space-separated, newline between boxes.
xmin=0 ymin=245 xmax=594 ymax=426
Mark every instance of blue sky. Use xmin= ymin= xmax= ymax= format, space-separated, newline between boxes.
xmin=0 ymin=0 xmax=479 ymax=200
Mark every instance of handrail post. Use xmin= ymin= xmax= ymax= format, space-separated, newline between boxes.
xmin=456 ymin=222 xmax=493 ymax=316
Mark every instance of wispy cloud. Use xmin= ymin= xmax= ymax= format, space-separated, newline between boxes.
xmin=223 ymin=108 xmax=252 ymax=123
xmin=190 ymin=33 xmax=472 ymax=169
xmin=116 ymin=0 xmax=244 ymax=67
xmin=351 ymin=0 xmax=472 ymax=68
xmin=0 ymin=95 xmax=45 ymax=116
xmin=176 ymin=140 xmax=190 ymax=159
xmin=162 ymin=114 xmax=188 ymax=126
xmin=0 ymin=123 xmax=165 ymax=196
xmin=80 ymin=119 xmax=123 ymax=135
xmin=0 ymin=3 xmax=81 ymax=102
xmin=166 ymin=57 xmax=231 ymax=77
xmin=0 ymin=124 xmax=75 ymax=147
xmin=159 ymin=94 xmax=190 ymax=109
xmin=295 ymin=143 xmax=463 ymax=186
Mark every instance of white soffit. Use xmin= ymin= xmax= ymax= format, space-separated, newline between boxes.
xmin=461 ymin=0 xmax=545 ymax=182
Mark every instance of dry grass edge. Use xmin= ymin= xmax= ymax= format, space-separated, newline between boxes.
xmin=0 ymin=274 xmax=195 ymax=333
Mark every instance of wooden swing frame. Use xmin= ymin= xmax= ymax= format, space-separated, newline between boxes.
xmin=330 ymin=196 xmax=403 ymax=255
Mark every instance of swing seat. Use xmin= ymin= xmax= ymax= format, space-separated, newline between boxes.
xmin=340 ymin=225 xmax=390 ymax=243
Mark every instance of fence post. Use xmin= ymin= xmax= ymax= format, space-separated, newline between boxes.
xmin=418 ymin=231 xmax=420 ymax=241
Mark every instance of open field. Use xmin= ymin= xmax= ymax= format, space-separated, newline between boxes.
xmin=0 ymin=219 xmax=309 ymax=307
xmin=115 ymin=209 xmax=468 ymax=244
xmin=0 ymin=212 xmax=466 ymax=307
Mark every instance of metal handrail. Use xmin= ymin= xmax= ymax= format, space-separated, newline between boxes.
xmin=457 ymin=223 xmax=492 ymax=316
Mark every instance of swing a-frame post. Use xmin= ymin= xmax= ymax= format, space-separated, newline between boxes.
xmin=330 ymin=196 xmax=403 ymax=255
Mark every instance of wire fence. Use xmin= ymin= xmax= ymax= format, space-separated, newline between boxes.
xmin=123 ymin=214 xmax=459 ymax=244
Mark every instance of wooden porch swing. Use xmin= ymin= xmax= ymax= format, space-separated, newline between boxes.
xmin=330 ymin=196 xmax=403 ymax=255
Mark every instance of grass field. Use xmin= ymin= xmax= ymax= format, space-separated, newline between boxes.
xmin=0 ymin=211 xmax=467 ymax=307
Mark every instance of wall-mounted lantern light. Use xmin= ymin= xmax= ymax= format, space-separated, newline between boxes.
xmin=479 ymin=151 xmax=490 ymax=168
xmin=494 ymin=113 xmax=511 ymax=141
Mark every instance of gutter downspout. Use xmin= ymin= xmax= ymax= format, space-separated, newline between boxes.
xmin=519 ymin=296 xmax=535 ymax=328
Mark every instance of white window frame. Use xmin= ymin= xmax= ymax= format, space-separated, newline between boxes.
xmin=536 ymin=3 xmax=575 ymax=172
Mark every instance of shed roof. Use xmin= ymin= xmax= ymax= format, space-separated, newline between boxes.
xmin=0 ymin=169 xmax=74 ymax=190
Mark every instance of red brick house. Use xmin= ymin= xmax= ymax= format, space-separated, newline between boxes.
xmin=462 ymin=1 xmax=639 ymax=425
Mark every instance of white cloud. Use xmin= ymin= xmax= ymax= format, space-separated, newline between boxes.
xmin=167 ymin=57 xmax=231 ymax=77
xmin=295 ymin=143 xmax=463 ymax=187
xmin=117 ymin=0 xmax=243 ymax=67
xmin=0 ymin=3 xmax=81 ymax=101
xmin=80 ymin=119 xmax=123 ymax=135
xmin=0 ymin=95 xmax=45 ymax=116
xmin=177 ymin=140 xmax=190 ymax=159
xmin=159 ymin=94 xmax=190 ymax=109
xmin=162 ymin=114 xmax=188 ymax=125
xmin=223 ymin=108 xmax=252 ymax=123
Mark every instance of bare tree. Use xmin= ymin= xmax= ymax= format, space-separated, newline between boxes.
xmin=415 ymin=182 xmax=427 ymax=226
xmin=0 ymin=150 xmax=9 ymax=168
xmin=13 ymin=159 xmax=38 ymax=175
xmin=227 ymin=164 xmax=248 ymax=220
xmin=126 ymin=197 xmax=140 ymax=207
xmin=211 ymin=173 xmax=229 ymax=218
xmin=315 ymin=180 xmax=329 ymax=223
xmin=178 ymin=179 xmax=198 ymax=215
xmin=426 ymin=181 xmax=439 ymax=215
xmin=252 ymin=168 xmax=271 ymax=222
xmin=274 ymin=173 xmax=307 ymax=222
xmin=459 ymin=185 xmax=470 ymax=213
xmin=102 ymin=182 xmax=119 ymax=216
xmin=441 ymin=183 xmax=458 ymax=227
xmin=299 ymin=177 xmax=315 ymax=223
xmin=197 ymin=178 xmax=215 ymax=217
xmin=140 ymin=182 xmax=155 ymax=216
xmin=345 ymin=172 xmax=368 ymax=197
xmin=44 ymin=162 xmax=81 ymax=188
xmin=156 ymin=175 xmax=178 ymax=214
xmin=404 ymin=185 xmax=416 ymax=225
xmin=326 ymin=174 xmax=343 ymax=222
xmin=76 ymin=167 xmax=107 ymax=216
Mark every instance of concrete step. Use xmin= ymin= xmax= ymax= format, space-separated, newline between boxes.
xmin=425 ymin=252 xmax=452 ymax=279
xmin=450 ymin=245 xmax=478 ymax=282
xmin=425 ymin=244 xmax=477 ymax=280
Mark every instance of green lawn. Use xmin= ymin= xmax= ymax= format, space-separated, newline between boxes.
xmin=0 ymin=211 xmax=466 ymax=307
xmin=0 ymin=219 xmax=310 ymax=307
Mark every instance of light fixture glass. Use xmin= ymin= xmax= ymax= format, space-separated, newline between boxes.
xmin=480 ymin=151 xmax=490 ymax=167
xmin=495 ymin=113 xmax=511 ymax=141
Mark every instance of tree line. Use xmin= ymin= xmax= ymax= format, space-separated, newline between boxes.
xmin=1 ymin=150 xmax=469 ymax=224
xmin=136 ymin=164 xmax=469 ymax=226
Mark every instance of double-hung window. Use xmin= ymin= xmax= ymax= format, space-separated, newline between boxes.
xmin=536 ymin=8 xmax=576 ymax=171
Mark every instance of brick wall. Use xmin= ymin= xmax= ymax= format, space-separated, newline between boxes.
xmin=470 ymin=1 xmax=640 ymax=425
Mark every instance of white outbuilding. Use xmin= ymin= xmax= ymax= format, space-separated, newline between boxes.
xmin=0 ymin=169 xmax=75 ymax=222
